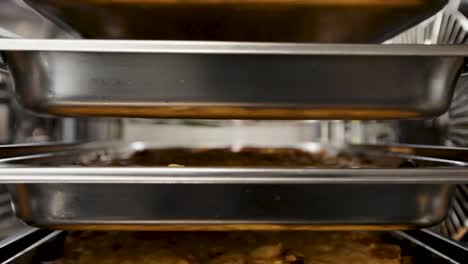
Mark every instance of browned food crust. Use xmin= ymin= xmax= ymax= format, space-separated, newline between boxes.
xmin=78 ymin=147 xmax=375 ymax=168
xmin=57 ymin=231 xmax=402 ymax=264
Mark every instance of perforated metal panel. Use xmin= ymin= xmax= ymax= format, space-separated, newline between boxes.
xmin=388 ymin=0 xmax=468 ymax=241
xmin=386 ymin=0 xmax=468 ymax=44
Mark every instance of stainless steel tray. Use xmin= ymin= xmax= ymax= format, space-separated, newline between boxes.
xmin=1 ymin=142 xmax=468 ymax=230
xmin=1 ymin=40 xmax=466 ymax=119
xmin=24 ymin=0 xmax=446 ymax=43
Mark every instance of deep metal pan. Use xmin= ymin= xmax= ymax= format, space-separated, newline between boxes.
xmin=1 ymin=142 xmax=468 ymax=230
xmin=0 ymin=40 xmax=466 ymax=119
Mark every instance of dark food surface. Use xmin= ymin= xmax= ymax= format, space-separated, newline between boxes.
xmin=77 ymin=147 xmax=378 ymax=167
xmin=26 ymin=0 xmax=443 ymax=43
xmin=53 ymin=231 xmax=404 ymax=264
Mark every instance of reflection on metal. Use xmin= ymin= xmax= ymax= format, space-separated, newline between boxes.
xmin=0 ymin=0 xmax=77 ymax=38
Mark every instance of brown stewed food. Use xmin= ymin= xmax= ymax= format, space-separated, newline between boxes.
xmin=79 ymin=147 xmax=375 ymax=168
xmin=56 ymin=231 xmax=404 ymax=264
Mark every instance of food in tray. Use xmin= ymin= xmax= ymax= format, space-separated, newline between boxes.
xmin=78 ymin=147 xmax=378 ymax=168
xmin=114 ymin=148 xmax=332 ymax=167
xmin=24 ymin=0 xmax=446 ymax=44
xmin=56 ymin=231 xmax=403 ymax=264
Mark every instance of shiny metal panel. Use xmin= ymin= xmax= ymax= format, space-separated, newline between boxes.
xmin=0 ymin=40 xmax=464 ymax=119
xmin=0 ymin=167 xmax=468 ymax=184
xmin=0 ymin=0 xmax=77 ymax=38
xmin=7 ymin=183 xmax=455 ymax=229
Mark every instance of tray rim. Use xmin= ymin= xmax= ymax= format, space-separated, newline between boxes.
xmin=0 ymin=141 xmax=467 ymax=184
xmin=0 ymin=166 xmax=468 ymax=184
xmin=1 ymin=39 xmax=468 ymax=55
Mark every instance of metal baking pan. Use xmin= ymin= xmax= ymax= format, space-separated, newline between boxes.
xmin=1 ymin=142 xmax=468 ymax=230
xmin=2 ymin=229 xmax=468 ymax=264
xmin=24 ymin=0 xmax=447 ymax=43
xmin=0 ymin=40 xmax=466 ymax=119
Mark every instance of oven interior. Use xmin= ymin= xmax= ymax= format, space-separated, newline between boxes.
xmin=0 ymin=0 xmax=467 ymax=263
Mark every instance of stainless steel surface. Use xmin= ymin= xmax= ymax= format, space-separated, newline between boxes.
xmin=0 ymin=65 xmax=12 ymax=144
xmin=348 ymin=146 xmax=468 ymax=240
xmin=6 ymin=183 xmax=457 ymax=229
xmin=0 ymin=0 xmax=77 ymax=38
xmin=386 ymin=0 xmax=468 ymax=45
xmin=0 ymin=186 xmax=27 ymax=240
xmin=353 ymin=143 xmax=468 ymax=161
xmin=0 ymin=59 xmax=9 ymax=101
xmin=23 ymin=0 xmax=446 ymax=43
xmin=459 ymin=0 xmax=468 ymax=16
xmin=3 ymin=40 xmax=468 ymax=54
xmin=0 ymin=64 xmax=8 ymax=93
xmin=446 ymin=73 xmax=468 ymax=147
xmin=0 ymin=142 xmax=466 ymax=229
xmin=1 ymin=40 xmax=465 ymax=119
xmin=0 ymin=142 xmax=83 ymax=159
xmin=432 ymin=185 xmax=468 ymax=240
xmin=0 ymin=229 xmax=61 ymax=264
xmin=1 ymin=167 xmax=468 ymax=184
xmin=395 ymin=229 xmax=468 ymax=264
